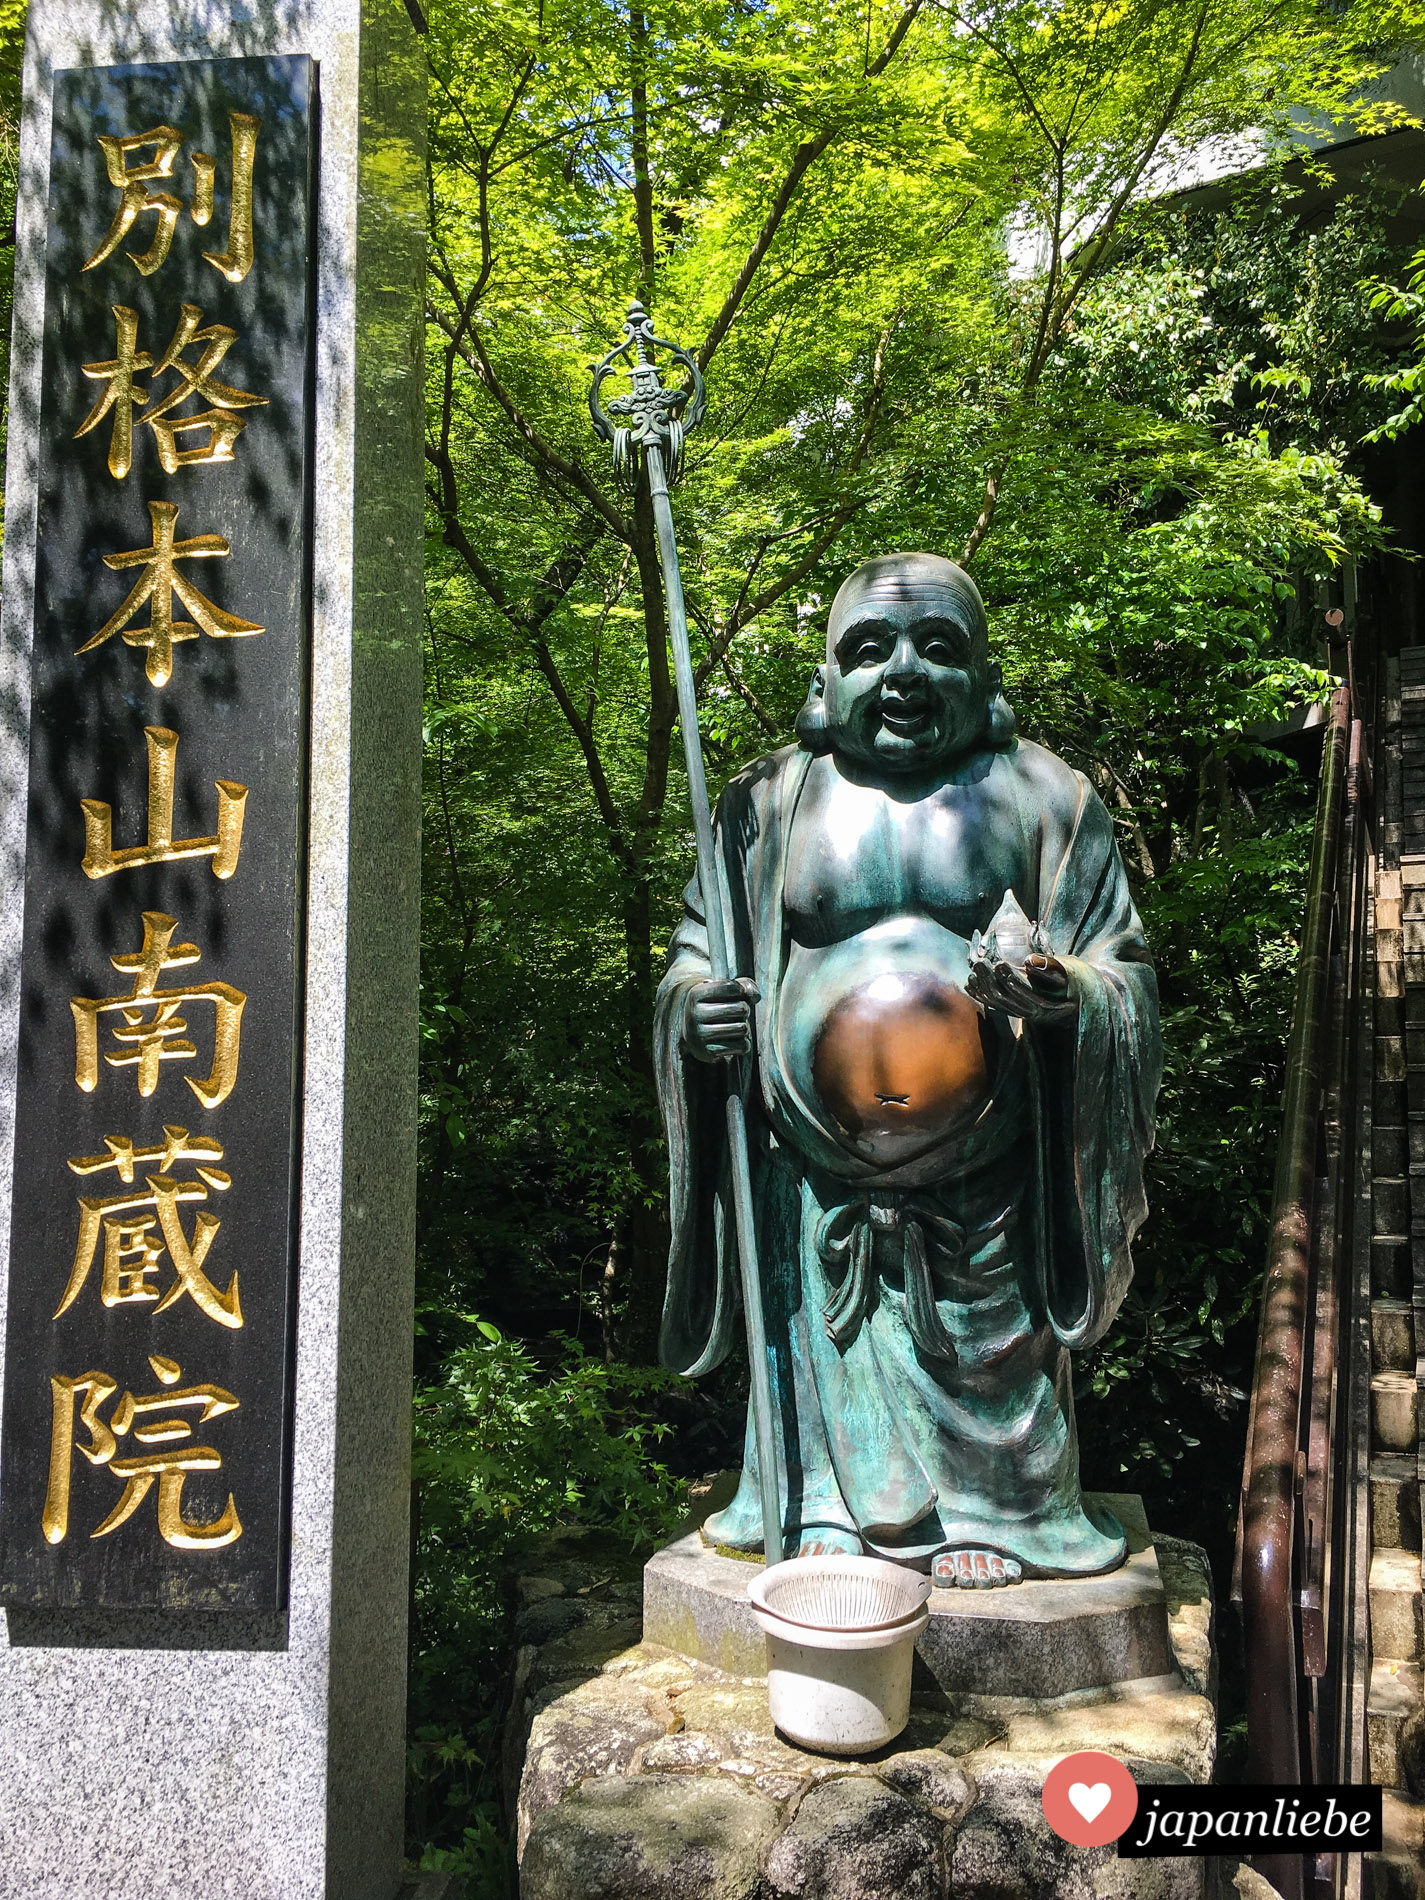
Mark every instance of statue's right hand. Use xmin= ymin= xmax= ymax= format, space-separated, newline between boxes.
xmin=682 ymin=977 xmax=760 ymax=1064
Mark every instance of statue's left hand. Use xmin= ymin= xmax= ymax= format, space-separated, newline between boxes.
xmin=967 ymin=952 xmax=1076 ymax=1023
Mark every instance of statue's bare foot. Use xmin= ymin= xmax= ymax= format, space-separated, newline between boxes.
xmin=932 ymin=1548 xmax=1023 ymax=1589
xmin=795 ymin=1527 xmax=863 ymax=1557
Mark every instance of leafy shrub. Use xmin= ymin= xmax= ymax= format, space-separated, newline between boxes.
xmin=1076 ymin=788 xmax=1313 ymax=1563
xmin=406 ymin=1319 xmax=688 ymax=1892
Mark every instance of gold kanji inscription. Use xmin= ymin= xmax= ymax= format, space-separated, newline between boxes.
xmin=83 ymin=126 xmax=184 ymax=276
xmin=58 ymin=1126 xmax=240 ymax=1328
xmin=76 ymin=304 xmax=267 ymax=480
xmin=74 ymin=305 xmax=152 ymax=480
xmin=200 ymin=113 xmax=259 ymax=285
xmin=42 ymin=1370 xmax=116 ymax=1543
xmin=191 ymin=150 xmax=216 ymax=225
xmin=82 ymin=726 xmax=247 ymax=880
xmin=142 ymin=303 xmax=268 ymax=471
xmin=79 ymin=500 xmax=264 ymax=688
xmin=43 ymin=1356 xmax=241 ymax=1548
xmin=83 ymin=113 xmax=261 ymax=285
xmin=71 ymin=911 xmax=245 ymax=1107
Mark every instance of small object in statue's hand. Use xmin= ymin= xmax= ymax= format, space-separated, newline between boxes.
xmin=980 ymin=887 xmax=1035 ymax=970
xmin=968 ymin=889 xmax=1073 ymax=1022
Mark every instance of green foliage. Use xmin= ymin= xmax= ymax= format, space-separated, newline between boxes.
xmin=1078 ymin=793 xmax=1315 ymax=1497
xmin=1362 ymin=238 xmax=1425 ymax=441
xmin=409 ymin=0 xmax=1425 ymax=1882
xmin=1062 ymin=190 xmax=1413 ymax=453
xmin=407 ymin=1318 xmax=688 ymax=1883
xmin=414 ymin=1318 xmax=689 ymax=1543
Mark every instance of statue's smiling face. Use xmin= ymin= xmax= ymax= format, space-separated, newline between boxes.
xmin=825 ymin=591 xmax=987 ymax=774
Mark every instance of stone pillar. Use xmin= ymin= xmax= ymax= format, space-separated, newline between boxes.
xmin=0 ymin=3 xmax=425 ymax=1896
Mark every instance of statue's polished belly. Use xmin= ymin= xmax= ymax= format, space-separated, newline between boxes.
xmin=776 ymin=914 xmax=1005 ymax=1168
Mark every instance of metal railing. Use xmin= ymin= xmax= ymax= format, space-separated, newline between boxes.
xmin=1233 ymin=682 xmax=1370 ymax=1900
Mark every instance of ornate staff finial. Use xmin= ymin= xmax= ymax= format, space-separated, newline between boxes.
xmin=589 ymin=299 xmax=707 ymax=485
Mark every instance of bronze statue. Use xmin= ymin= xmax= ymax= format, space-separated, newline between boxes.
xmin=655 ymin=553 xmax=1162 ymax=1586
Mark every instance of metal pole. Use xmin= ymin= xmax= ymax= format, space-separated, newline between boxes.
xmin=590 ymin=302 xmax=783 ymax=1565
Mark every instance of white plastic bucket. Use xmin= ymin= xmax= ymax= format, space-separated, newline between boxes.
xmin=747 ymin=1556 xmax=931 ymax=1755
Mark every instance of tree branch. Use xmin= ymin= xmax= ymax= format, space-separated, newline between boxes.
xmin=430 ymin=310 xmax=632 ymax=540
xmin=697 ymin=129 xmax=839 ymax=372
xmin=960 ymin=468 xmax=1000 ymax=567
xmin=694 ymin=320 xmax=892 ymax=681
xmin=956 ymin=0 xmax=1268 ymax=567
xmin=721 ymin=653 xmax=781 ymax=737
xmin=1095 ymin=761 xmax=1157 ymax=880
xmin=425 ymin=438 xmax=636 ymax=871
xmin=697 ymin=0 xmax=923 ymax=370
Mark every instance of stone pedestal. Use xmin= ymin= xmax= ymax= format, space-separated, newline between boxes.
xmin=0 ymin=5 xmax=425 ymax=1897
xmin=508 ymin=1510 xmax=1260 ymax=1900
xmin=644 ymin=1492 xmax=1186 ymax=1699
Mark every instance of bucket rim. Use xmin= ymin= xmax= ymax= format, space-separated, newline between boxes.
xmin=751 ymin=1600 xmax=931 ymax=1651
xmin=748 ymin=1553 xmax=932 ymax=1635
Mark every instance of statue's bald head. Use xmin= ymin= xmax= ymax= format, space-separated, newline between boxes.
xmin=799 ymin=551 xmax=1011 ymax=775
xmin=827 ymin=553 xmax=989 ymax=666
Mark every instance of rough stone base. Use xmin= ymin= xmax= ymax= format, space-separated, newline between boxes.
xmin=515 ymin=1639 xmax=1251 ymax=1900
xmin=507 ymin=1519 xmax=1273 ymax=1900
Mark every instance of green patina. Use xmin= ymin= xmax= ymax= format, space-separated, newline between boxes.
xmin=656 ymin=553 xmax=1163 ymax=1581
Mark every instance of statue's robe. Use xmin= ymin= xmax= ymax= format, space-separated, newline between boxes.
xmin=654 ymin=737 xmax=1161 ymax=1574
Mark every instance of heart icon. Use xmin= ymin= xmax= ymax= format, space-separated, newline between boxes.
xmin=1043 ymin=1751 xmax=1137 ymax=1845
xmin=1068 ymin=1782 xmax=1111 ymax=1824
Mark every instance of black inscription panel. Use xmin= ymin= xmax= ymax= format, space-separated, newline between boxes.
xmin=0 ymin=57 xmax=314 ymax=1610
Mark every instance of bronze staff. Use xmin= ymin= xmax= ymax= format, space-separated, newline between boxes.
xmin=591 ymin=301 xmax=782 ymax=1565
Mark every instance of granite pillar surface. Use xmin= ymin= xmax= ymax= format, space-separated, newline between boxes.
xmin=0 ymin=3 xmax=425 ymax=1895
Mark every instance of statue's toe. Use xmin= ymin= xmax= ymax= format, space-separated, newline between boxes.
xmin=932 ymin=1548 xmax=1023 ymax=1589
